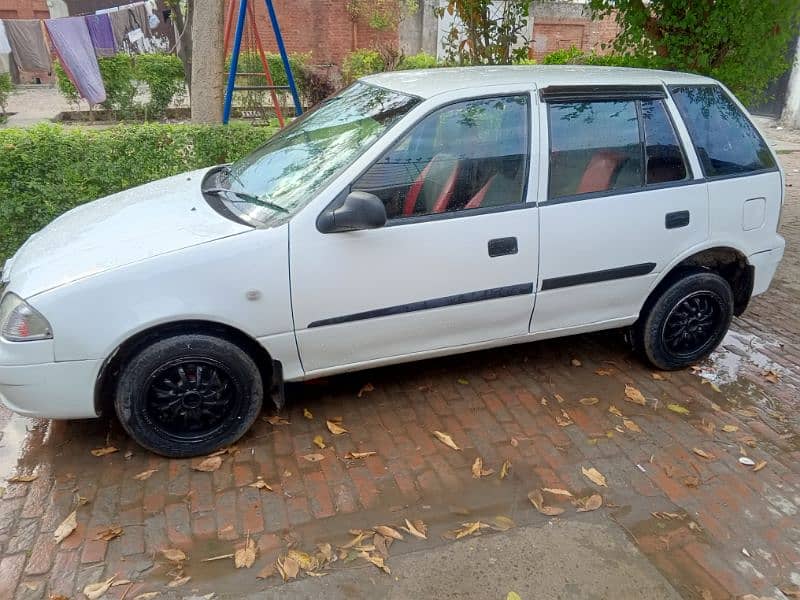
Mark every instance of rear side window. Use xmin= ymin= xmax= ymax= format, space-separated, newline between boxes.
xmin=548 ymin=100 xmax=643 ymax=199
xmin=670 ymin=85 xmax=775 ymax=177
xmin=641 ymin=100 xmax=687 ymax=184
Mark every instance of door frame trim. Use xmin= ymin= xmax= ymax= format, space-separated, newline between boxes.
xmin=541 ymin=263 xmax=656 ymax=291
xmin=307 ymin=282 xmax=534 ymax=328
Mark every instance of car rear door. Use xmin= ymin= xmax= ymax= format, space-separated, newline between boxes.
xmin=531 ymin=86 xmax=709 ymax=335
xmin=290 ymin=88 xmax=540 ymax=375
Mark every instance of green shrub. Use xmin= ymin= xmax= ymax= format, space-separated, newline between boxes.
xmin=0 ymin=123 xmax=277 ymax=261
xmin=398 ymin=52 xmax=439 ymax=70
xmin=541 ymin=46 xmax=649 ymax=68
xmin=0 ymin=73 xmax=12 ymax=121
xmin=341 ymin=49 xmax=385 ymax=83
xmin=134 ymin=54 xmax=186 ymax=117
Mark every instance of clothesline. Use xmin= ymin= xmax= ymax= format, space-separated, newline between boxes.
xmin=0 ymin=1 xmax=165 ymax=105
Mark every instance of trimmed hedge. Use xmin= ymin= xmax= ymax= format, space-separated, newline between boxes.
xmin=0 ymin=123 xmax=277 ymax=262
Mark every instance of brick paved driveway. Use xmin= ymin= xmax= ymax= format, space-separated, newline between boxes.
xmin=0 ymin=149 xmax=799 ymax=600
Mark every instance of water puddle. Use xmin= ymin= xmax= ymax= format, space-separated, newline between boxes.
xmin=698 ymin=329 xmax=787 ymax=386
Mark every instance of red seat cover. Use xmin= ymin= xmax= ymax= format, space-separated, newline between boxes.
xmin=464 ymin=175 xmax=497 ymax=210
xmin=402 ymin=154 xmax=461 ymax=216
xmin=577 ymin=150 xmax=624 ymax=194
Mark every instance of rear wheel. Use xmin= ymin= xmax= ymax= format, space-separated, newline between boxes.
xmin=114 ymin=334 xmax=263 ymax=458
xmin=635 ymin=271 xmax=733 ymax=370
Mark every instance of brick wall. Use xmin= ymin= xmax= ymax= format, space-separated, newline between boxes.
xmin=0 ymin=0 xmax=50 ymax=19
xmin=530 ymin=1 xmax=619 ymax=59
xmin=233 ymin=0 xmax=399 ymax=66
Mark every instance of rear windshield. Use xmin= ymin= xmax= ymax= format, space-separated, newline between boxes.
xmin=669 ymin=85 xmax=775 ymax=178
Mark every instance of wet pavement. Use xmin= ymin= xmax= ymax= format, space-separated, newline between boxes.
xmin=1 ymin=135 xmax=800 ymax=599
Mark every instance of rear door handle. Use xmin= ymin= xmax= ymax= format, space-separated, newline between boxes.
xmin=488 ymin=237 xmax=518 ymax=257
xmin=665 ymin=211 xmax=690 ymax=229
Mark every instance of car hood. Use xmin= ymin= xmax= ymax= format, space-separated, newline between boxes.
xmin=6 ymin=168 xmax=251 ymax=298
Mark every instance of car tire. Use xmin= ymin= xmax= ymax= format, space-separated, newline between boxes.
xmin=114 ymin=334 xmax=263 ymax=458
xmin=635 ymin=271 xmax=733 ymax=371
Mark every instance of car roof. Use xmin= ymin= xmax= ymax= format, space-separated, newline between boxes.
xmin=360 ymin=65 xmax=715 ymax=99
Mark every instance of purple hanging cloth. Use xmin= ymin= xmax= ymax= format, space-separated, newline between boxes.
xmin=44 ymin=17 xmax=106 ymax=105
xmin=85 ymin=14 xmax=116 ymax=57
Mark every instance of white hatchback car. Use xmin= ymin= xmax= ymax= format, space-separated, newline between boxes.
xmin=0 ymin=66 xmax=785 ymax=456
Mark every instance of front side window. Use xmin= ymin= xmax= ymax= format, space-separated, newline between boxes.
xmin=223 ymin=83 xmax=420 ymax=226
xmin=548 ymin=100 xmax=643 ymax=199
xmin=353 ymin=95 xmax=530 ymax=219
xmin=670 ymin=85 xmax=775 ymax=177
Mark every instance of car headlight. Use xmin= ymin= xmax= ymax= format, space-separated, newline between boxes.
xmin=0 ymin=293 xmax=53 ymax=342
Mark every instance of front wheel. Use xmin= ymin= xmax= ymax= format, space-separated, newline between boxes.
xmin=634 ymin=271 xmax=733 ymax=370
xmin=114 ymin=334 xmax=263 ymax=458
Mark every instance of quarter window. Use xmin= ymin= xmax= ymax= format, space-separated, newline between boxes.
xmin=641 ymin=99 xmax=688 ymax=184
xmin=548 ymin=100 xmax=643 ymax=199
xmin=670 ymin=85 xmax=775 ymax=177
xmin=353 ymin=95 xmax=530 ymax=219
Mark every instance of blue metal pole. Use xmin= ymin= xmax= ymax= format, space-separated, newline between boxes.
xmin=223 ymin=0 xmax=249 ymax=124
xmin=264 ymin=0 xmax=303 ymax=116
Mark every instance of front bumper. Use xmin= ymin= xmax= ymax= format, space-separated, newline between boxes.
xmin=750 ymin=239 xmax=785 ymax=297
xmin=0 ymin=359 xmax=102 ymax=419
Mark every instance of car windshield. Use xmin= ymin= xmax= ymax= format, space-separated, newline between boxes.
xmin=220 ymin=82 xmax=421 ymax=226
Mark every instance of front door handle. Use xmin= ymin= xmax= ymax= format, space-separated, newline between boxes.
xmin=488 ymin=237 xmax=518 ymax=257
xmin=665 ymin=211 xmax=690 ymax=229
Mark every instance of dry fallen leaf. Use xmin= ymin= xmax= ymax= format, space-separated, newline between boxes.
xmin=571 ymin=358 xmax=582 ymax=367
xmin=167 ymin=575 xmax=190 ymax=588
xmin=582 ymin=466 xmax=608 ymax=487
xmin=528 ymin=490 xmax=565 ymax=516
xmin=54 ymin=510 xmax=77 ymax=544
xmin=510 ymin=437 xmax=519 ymax=447
xmin=312 ymin=435 xmax=326 ymax=449
xmin=700 ymin=420 xmax=716 ymax=435
xmin=288 ymin=549 xmax=319 ymax=571
xmin=248 ymin=478 xmax=273 ymax=491
xmin=359 ymin=551 xmax=390 ymax=573
xmin=302 ymin=453 xmax=325 ymax=463
xmin=132 ymin=593 xmax=160 ymax=600
xmin=667 ymin=404 xmax=691 ymax=415
xmin=652 ymin=511 xmax=684 ymax=520
xmin=303 ymin=408 xmax=313 ymax=419
xmin=265 ymin=415 xmax=290 ymax=425
xmin=234 ymin=537 xmax=256 ymax=569
xmin=277 ymin=555 xmax=300 ymax=581
xmin=161 ymin=548 xmax=187 ymax=562
xmin=753 ymin=460 xmax=767 ymax=472
xmin=133 ymin=469 xmax=158 ymax=481
xmin=651 ymin=372 xmax=667 ymax=381
xmin=608 ymin=405 xmax=623 ymax=417
xmin=734 ymin=408 xmax=758 ymax=418
xmin=90 ymin=446 xmax=118 ymax=457
xmin=95 ymin=526 xmax=123 ymax=541
xmin=471 ymin=457 xmax=494 ymax=478
xmin=507 ymin=593 xmax=522 ymax=600
xmin=193 ymin=456 xmax=223 ymax=472
xmin=83 ymin=576 xmax=116 ymax=600
xmin=762 ymin=369 xmax=780 ymax=383
xmin=555 ymin=410 xmax=573 ymax=427
xmin=499 ymin=459 xmax=511 ymax=480
xmin=357 ymin=383 xmax=375 ymax=398
xmin=491 ymin=515 xmax=516 ymax=531
xmin=457 ymin=378 xmax=469 ymax=385
xmin=6 ymin=474 xmax=37 ymax=483
xmin=542 ymin=487 xmax=573 ymax=497
xmin=345 ymin=451 xmax=377 ymax=459
xmin=374 ymin=525 xmax=404 ymax=540
xmin=401 ymin=518 xmax=428 ymax=539
xmin=433 ymin=430 xmax=461 ymax=451
xmin=454 ymin=521 xmax=485 ymax=539
xmin=554 ymin=393 xmax=567 ymax=404
xmin=574 ymin=493 xmax=603 ymax=512
xmin=579 ymin=397 xmax=600 ymax=406
xmin=683 ymin=476 xmax=700 ymax=488
xmin=326 ymin=420 xmax=348 ymax=435
xmin=624 ymin=384 xmax=646 ymax=406
xmin=692 ymin=448 xmax=715 ymax=460
xmin=595 ymin=368 xmax=614 ymax=376
xmin=623 ymin=418 xmax=642 ymax=433
xmin=721 ymin=424 xmax=739 ymax=433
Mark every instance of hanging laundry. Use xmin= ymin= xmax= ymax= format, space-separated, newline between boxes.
xmin=109 ymin=4 xmax=148 ymax=53
xmin=3 ymin=20 xmax=51 ymax=73
xmin=0 ymin=20 xmax=12 ymax=75
xmin=144 ymin=0 xmax=161 ymax=30
xmin=85 ymin=14 xmax=116 ymax=57
xmin=45 ymin=17 xmax=106 ymax=105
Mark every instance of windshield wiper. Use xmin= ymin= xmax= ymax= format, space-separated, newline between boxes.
xmin=204 ymin=187 xmax=289 ymax=213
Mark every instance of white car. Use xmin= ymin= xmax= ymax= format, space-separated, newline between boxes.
xmin=0 ymin=66 xmax=785 ymax=457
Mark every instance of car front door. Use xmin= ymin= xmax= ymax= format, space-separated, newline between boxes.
xmin=291 ymin=90 xmax=540 ymax=375
xmin=532 ymin=87 xmax=709 ymax=335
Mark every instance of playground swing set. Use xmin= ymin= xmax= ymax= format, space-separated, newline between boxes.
xmin=222 ymin=0 xmax=304 ymax=125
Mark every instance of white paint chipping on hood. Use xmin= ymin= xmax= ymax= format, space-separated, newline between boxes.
xmin=8 ymin=168 xmax=251 ymax=298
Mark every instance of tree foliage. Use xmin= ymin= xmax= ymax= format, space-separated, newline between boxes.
xmin=434 ymin=0 xmax=531 ymax=65
xmin=346 ymin=0 xmax=418 ymax=31
xmin=588 ymin=0 xmax=800 ymax=104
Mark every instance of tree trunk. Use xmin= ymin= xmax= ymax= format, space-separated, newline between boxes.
xmin=171 ymin=0 xmax=193 ymax=93
xmin=191 ymin=0 xmax=225 ymax=123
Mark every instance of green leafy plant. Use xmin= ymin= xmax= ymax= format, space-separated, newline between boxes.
xmin=398 ymin=52 xmax=439 ymax=70
xmin=434 ymin=0 xmax=531 ymax=65
xmin=134 ymin=54 xmax=186 ymax=118
xmin=341 ymin=49 xmax=386 ymax=83
xmin=0 ymin=73 xmax=12 ymax=123
xmin=588 ymin=0 xmax=800 ymax=105
xmin=346 ymin=0 xmax=418 ymax=31
xmin=541 ymin=46 xmax=646 ymax=68
xmin=0 ymin=122 xmax=277 ymax=261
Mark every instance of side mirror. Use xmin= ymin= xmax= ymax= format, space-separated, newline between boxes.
xmin=317 ymin=191 xmax=387 ymax=233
